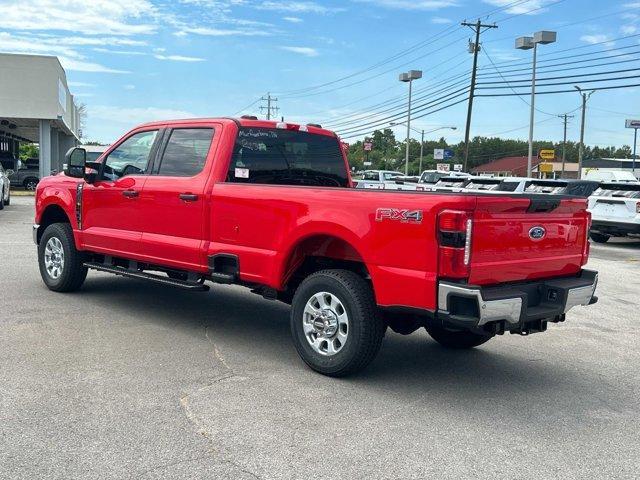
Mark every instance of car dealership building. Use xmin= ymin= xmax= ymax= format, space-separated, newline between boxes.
xmin=0 ymin=53 xmax=81 ymax=180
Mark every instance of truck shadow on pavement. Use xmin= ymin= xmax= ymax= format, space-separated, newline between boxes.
xmin=76 ymin=275 xmax=613 ymax=404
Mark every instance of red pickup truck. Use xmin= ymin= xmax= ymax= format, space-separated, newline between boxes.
xmin=34 ymin=117 xmax=598 ymax=376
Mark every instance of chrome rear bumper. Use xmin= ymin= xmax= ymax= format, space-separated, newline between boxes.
xmin=437 ymin=270 xmax=598 ymax=332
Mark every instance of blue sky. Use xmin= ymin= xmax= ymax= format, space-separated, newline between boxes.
xmin=1 ymin=0 xmax=639 ymax=150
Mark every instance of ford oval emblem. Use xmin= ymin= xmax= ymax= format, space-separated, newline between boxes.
xmin=529 ymin=226 xmax=546 ymax=240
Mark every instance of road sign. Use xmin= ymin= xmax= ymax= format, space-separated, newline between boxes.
xmin=625 ymin=119 xmax=640 ymax=129
xmin=363 ymin=161 xmax=372 ymax=166
xmin=363 ymin=142 xmax=373 ymax=151
xmin=453 ymin=164 xmax=463 ymax=172
xmin=434 ymin=148 xmax=454 ymax=160
xmin=436 ymin=163 xmax=450 ymax=173
xmin=539 ymin=149 xmax=555 ymax=160
xmin=538 ymin=163 xmax=554 ymax=173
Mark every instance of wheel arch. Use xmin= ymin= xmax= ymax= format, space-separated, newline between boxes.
xmin=36 ymin=203 xmax=72 ymax=244
xmin=277 ymin=227 xmax=373 ymax=302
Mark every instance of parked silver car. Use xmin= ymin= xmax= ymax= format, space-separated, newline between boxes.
xmin=0 ymin=162 xmax=11 ymax=209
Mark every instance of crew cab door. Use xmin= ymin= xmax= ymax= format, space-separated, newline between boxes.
xmin=137 ymin=126 xmax=217 ymax=270
xmin=81 ymin=129 xmax=160 ymax=256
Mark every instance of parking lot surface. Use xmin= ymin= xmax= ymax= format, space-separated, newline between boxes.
xmin=1 ymin=196 xmax=639 ymax=479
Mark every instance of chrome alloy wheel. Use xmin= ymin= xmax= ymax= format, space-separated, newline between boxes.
xmin=44 ymin=237 xmax=65 ymax=279
xmin=303 ymin=292 xmax=349 ymax=356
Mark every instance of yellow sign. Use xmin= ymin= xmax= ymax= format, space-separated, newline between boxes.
xmin=539 ymin=149 xmax=555 ymax=160
xmin=538 ymin=162 xmax=554 ymax=173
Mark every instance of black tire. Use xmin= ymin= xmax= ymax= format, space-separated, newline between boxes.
xmin=38 ymin=223 xmax=88 ymax=292
xmin=290 ymin=269 xmax=385 ymax=377
xmin=425 ymin=325 xmax=493 ymax=350
xmin=590 ymin=232 xmax=610 ymax=244
xmin=24 ymin=178 xmax=38 ymax=191
xmin=0 ymin=187 xmax=4 ymax=210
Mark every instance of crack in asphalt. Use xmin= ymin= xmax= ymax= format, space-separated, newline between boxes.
xmin=176 ymin=324 xmax=264 ymax=480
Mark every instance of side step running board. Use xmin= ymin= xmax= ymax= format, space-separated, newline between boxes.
xmin=84 ymin=262 xmax=210 ymax=291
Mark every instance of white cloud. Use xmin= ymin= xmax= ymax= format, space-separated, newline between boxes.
xmin=256 ymin=1 xmax=342 ymax=13
xmin=1 ymin=0 xmax=157 ymax=36
xmin=280 ymin=46 xmax=319 ymax=57
xmin=68 ymin=81 xmax=96 ymax=88
xmin=621 ymin=25 xmax=638 ymax=35
xmin=283 ymin=16 xmax=304 ymax=23
xmin=154 ymin=54 xmax=206 ymax=62
xmin=580 ymin=34 xmax=615 ymax=47
xmin=58 ymin=57 xmax=130 ymax=73
xmin=123 ymin=84 xmax=136 ymax=90
xmin=93 ymin=48 xmax=147 ymax=56
xmin=355 ymin=0 xmax=459 ymax=10
xmin=431 ymin=16 xmax=453 ymax=23
xmin=0 ymin=32 xmax=129 ymax=73
xmin=89 ymin=106 xmax=196 ymax=125
xmin=482 ymin=0 xmax=552 ymax=15
xmin=176 ymin=26 xmax=271 ymax=36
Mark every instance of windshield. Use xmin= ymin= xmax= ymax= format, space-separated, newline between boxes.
xmin=228 ymin=127 xmax=348 ymax=187
xmin=420 ymin=172 xmax=445 ymax=184
xmin=362 ymin=171 xmax=379 ymax=181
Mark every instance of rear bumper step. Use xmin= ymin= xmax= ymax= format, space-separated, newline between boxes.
xmin=437 ymin=269 xmax=598 ymax=334
xmin=84 ymin=262 xmax=210 ymax=291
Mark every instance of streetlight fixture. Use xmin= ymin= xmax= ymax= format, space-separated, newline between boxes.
xmin=515 ymin=30 xmax=557 ymax=177
xmin=399 ymin=70 xmax=422 ymax=175
xmin=389 ymin=123 xmax=457 ymax=173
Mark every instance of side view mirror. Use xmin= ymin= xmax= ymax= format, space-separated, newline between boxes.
xmin=64 ymin=147 xmax=87 ymax=179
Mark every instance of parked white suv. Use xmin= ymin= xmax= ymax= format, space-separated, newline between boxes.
xmin=355 ymin=170 xmax=403 ymax=190
xmin=588 ymin=182 xmax=640 ymax=243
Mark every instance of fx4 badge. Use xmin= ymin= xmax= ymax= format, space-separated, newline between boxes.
xmin=376 ymin=208 xmax=423 ymax=224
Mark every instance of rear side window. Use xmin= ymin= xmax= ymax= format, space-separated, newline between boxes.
xmin=227 ymin=127 xmax=348 ymax=187
xmin=158 ymin=128 xmax=214 ymax=177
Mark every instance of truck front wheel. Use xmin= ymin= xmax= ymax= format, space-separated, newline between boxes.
xmin=290 ymin=269 xmax=384 ymax=377
xmin=38 ymin=223 xmax=88 ymax=292
xmin=425 ymin=325 xmax=493 ymax=349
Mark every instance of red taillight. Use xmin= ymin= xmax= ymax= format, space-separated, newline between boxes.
xmin=438 ymin=210 xmax=472 ymax=279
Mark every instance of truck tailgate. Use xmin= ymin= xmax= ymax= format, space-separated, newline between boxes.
xmin=469 ymin=196 xmax=589 ymax=285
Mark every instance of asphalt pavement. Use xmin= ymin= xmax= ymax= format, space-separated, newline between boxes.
xmin=1 ymin=196 xmax=639 ymax=479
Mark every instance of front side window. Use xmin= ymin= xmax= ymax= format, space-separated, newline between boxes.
xmin=102 ymin=130 xmax=158 ymax=181
xmin=227 ymin=127 xmax=348 ymax=187
xmin=157 ymin=128 xmax=214 ymax=177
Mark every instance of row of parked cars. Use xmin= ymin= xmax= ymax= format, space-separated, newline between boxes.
xmin=355 ymin=169 xmax=640 ymax=244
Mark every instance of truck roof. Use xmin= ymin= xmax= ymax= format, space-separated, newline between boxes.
xmin=135 ymin=117 xmax=337 ymax=138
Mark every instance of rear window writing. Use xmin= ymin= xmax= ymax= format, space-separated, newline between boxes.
xmin=227 ymin=128 xmax=348 ymax=187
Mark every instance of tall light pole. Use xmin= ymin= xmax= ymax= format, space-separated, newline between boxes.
xmin=399 ymin=70 xmax=422 ymax=175
xmin=575 ymin=86 xmax=595 ymax=179
xmin=516 ymin=30 xmax=557 ymax=177
xmin=389 ymin=123 xmax=457 ymax=174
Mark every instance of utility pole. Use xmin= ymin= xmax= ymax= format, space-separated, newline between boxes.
xmin=575 ymin=86 xmax=594 ymax=179
xmin=260 ymin=92 xmax=279 ymax=120
xmin=461 ymin=19 xmax=497 ymax=172
xmin=558 ymin=113 xmax=574 ymax=179
xmin=419 ymin=129 xmax=425 ymax=174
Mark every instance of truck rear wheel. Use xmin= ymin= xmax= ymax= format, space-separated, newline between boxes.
xmin=290 ymin=269 xmax=384 ymax=377
xmin=425 ymin=325 xmax=493 ymax=349
xmin=38 ymin=223 xmax=88 ymax=292
xmin=589 ymin=232 xmax=610 ymax=243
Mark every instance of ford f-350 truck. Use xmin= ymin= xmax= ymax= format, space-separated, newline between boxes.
xmin=34 ymin=117 xmax=598 ymax=376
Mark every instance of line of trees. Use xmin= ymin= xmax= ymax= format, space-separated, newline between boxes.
xmin=346 ymin=128 xmax=633 ymax=174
